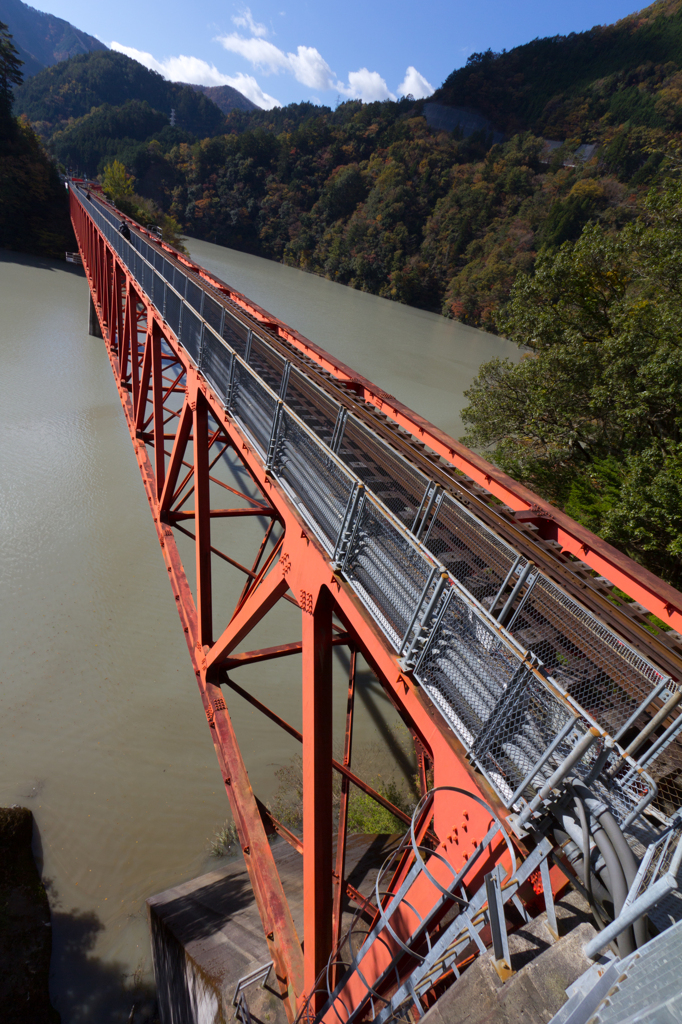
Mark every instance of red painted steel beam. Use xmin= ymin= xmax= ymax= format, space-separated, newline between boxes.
xmin=302 ymin=586 xmax=334 ymax=1010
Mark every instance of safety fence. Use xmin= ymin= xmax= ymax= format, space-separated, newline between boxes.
xmin=74 ymin=185 xmax=679 ymax=836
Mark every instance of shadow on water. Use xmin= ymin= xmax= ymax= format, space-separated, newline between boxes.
xmin=0 ymin=248 xmax=85 ymax=277
xmin=49 ymin=906 xmax=158 ymax=1024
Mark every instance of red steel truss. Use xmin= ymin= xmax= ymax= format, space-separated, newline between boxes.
xmin=69 ymin=186 xmax=682 ymax=1021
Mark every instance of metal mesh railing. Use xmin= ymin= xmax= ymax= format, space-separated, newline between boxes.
xmin=248 ymin=335 xmax=285 ymax=394
xmin=424 ymin=493 xmax=527 ymax=608
xmin=180 ymin=305 xmax=202 ymax=365
xmin=185 ymin=277 xmax=204 ymax=317
xmin=337 ymin=414 xmax=431 ymax=530
xmin=272 ymin=409 xmax=355 ymax=552
xmin=283 ymin=365 xmax=339 ymax=446
xmin=229 ymin=362 xmax=277 ymax=456
xmin=342 ymin=499 xmax=436 ymax=648
xmin=222 ymin=311 xmax=249 ymax=358
xmin=202 ymin=292 xmax=224 ymax=335
xmin=164 ymin=288 xmax=182 ymax=337
xmin=200 ymin=326 xmax=233 ymax=405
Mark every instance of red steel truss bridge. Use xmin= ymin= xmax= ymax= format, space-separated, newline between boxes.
xmin=70 ymin=182 xmax=682 ymax=1022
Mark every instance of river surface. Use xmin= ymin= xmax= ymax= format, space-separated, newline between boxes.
xmin=0 ymin=242 xmax=518 ymax=1022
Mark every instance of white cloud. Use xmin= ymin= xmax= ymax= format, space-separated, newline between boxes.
xmin=288 ymin=46 xmax=336 ymax=90
xmin=340 ymin=68 xmax=395 ymax=102
xmin=217 ymin=33 xmax=336 ymax=91
xmin=231 ymin=7 xmax=268 ymax=37
xmin=217 ymin=30 xmax=398 ymax=102
xmin=110 ymin=41 xmax=281 ymax=109
xmin=398 ymin=66 xmax=433 ymax=99
xmin=217 ymin=34 xmax=289 ymax=74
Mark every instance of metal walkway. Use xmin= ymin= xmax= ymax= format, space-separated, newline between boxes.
xmin=70 ymin=182 xmax=682 ymax=1022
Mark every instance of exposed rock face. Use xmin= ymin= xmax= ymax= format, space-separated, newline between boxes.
xmin=0 ymin=806 xmax=60 ymax=1023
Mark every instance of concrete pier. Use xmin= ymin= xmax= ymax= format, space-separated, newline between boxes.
xmin=148 ymin=835 xmax=400 ymax=1024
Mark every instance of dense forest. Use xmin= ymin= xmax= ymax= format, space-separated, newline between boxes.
xmin=7 ymin=1 xmax=682 ymax=584
xmin=0 ymin=20 xmax=74 ymax=257
xmin=12 ymin=49 xmax=226 ymax=137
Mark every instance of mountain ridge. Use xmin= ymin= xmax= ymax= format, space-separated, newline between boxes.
xmin=0 ymin=0 xmax=106 ymax=78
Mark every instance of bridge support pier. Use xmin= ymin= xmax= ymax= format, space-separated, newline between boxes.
xmin=88 ymin=293 xmax=102 ymax=338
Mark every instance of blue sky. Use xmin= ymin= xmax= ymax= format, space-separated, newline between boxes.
xmin=39 ymin=0 xmax=646 ymax=108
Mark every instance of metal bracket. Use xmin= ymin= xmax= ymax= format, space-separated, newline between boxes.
xmin=330 ymin=406 xmax=348 ymax=454
xmin=332 ymin=483 xmax=365 ymax=570
xmin=279 ymin=360 xmax=292 ymax=400
xmin=244 ymin=329 xmax=253 ymax=364
xmin=266 ymin=401 xmax=284 ymax=471
xmin=506 ymin=569 xmax=540 ymax=631
xmin=412 ymin=484 xmax=442 ymax=540
xmin=400 ymin=572 xmax=451 ymax=671
xmin=485 ymin=866 xmax=513 ymax=981
xmin=224 ymin=355 xmax=237 ymax=410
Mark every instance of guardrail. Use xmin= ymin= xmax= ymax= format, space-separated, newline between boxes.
xmin=74 ymin=185 xmax=677 ymax=838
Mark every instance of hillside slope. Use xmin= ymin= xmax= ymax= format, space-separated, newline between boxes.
xmin=0 ymin=0 xmax=106 ymax=78
xmin=12 ymin=50 xmax=227 ymax=138
xmin=433 ymin=0 xmax=682 ymax=137
xmin=191 ymin=83 xmax=256 ymax=114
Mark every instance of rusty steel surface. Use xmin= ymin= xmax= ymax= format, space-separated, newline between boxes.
xmin=69 ymin=183 xmax=682 ymax=1021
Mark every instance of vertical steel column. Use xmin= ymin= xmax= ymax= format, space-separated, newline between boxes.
xmin=332 ymin=648 xmax=356 ymax=980
xmin=302 ymin=586 xmax=334 ymax=1010
xmin=194 ymin=388 xmax=213 ymax=647
xmin=151 ymin=321 xmax=166 ymax=500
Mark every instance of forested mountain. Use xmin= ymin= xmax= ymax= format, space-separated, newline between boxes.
xmin=191 ymin=83 xmax=256 ymax=115
xmin=0 ymin=0 xmax=106 ymax=79
xmin=0 ymin=20 xmax=74 ymax=256
xmin=12 ymin=50 xmax=227 ymax=138
xmin=433 ymin=0 xmax=682 ymax=137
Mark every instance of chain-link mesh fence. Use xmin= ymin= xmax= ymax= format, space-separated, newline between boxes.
xmin=424 ymin=493 xmax=527 ymax=608
xmin=343 ymin=498 xmax=436 ymax=648
xmin=229 ymin=362 xmax=277 ymax=456
xmin=200 ymin=326 xmax=233 ymax=405
xmin=272 ymin=408 xmax=355 ymax=552
xmin=283 ymin=365 xmax=339 ymax=446
xmin=337 ymin=414 xmax=431 ymax=530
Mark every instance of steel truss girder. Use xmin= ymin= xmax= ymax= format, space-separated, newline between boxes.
xmin=71 ymin=192 xmax=528 ymax=1022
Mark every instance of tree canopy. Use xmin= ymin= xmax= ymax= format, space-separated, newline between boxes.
xmin=461 ymin=182 xmax=682 ymax=586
